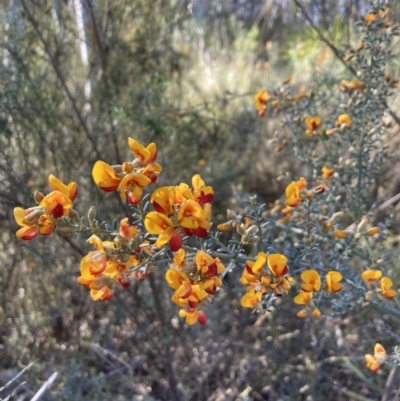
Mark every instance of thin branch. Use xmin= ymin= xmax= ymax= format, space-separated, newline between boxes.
xmin=292 ymin=0 xmax=400 ymax=126
xmin=381 ymin=365 xmax=399 ymax=401
xmin=19 ymin=0 xmax=102 ymax=159
xmin=30 ymin=372 xmax=58 ymax=401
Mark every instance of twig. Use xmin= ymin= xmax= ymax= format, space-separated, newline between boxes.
xmin=19 ymin=0 xmax=102 ymax=159
xmin=30 ymin=372 xmax=58 ymax=401
xmin=381 ymin=365 xmax=399 ymax=401
xmin=292 ymin=0 xmax=400 ymax=127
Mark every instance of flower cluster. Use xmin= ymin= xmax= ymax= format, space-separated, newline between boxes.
xmin=165 ymin=249 xmax=225 ymax=325
xmin=92 ymin=137 xmax=161 ymax=204
xmin=77 ymin=219 xmax=140 ymax=300
xmin=240 ymin=252 xmax=292 ymax=308
xmin=294 ymin=270 xmax=343 ymax=318
xmin=14 ymin=175 xmax=77 ymax=240
xmin=144 ymin=174 xmax=213 ymax=251
xmin=361 ymin=270 xmax=397 ymax=300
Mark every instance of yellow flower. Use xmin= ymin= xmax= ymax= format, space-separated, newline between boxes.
xmin=300 ymin=270 xmax=321 ymax=292
xmin=305 ymin=116 xmax=322 ymax=136
xmin=92 ymin=160 xmax=121 ymax=192
xmin=144 ymin=211 xmax=182 ymax=251
xmin=334 ymin=229 xmax=348 ymax=239
xmin=267 ymin=253 xmax=288 ymax=277
xmin=191 ymin=174 xmax=214 ymax=206
xmin=321 ymin=166 xmax=334 ymax=178
xmin=178 ymin=309 xmax=207 ymax=325
xmin=361 ymin=270 xmax=382 ymax=283
xmin=14 ymin=206 xmax=53 ymax=240
xmin=117 ymin=172 xmax=152 ymax=200
xmin=118 ymin=218 xmax=139 ymax=241
xmin=195 ymin=251 xmax=225 ymax=276
xmin=325 ymin=271 xmax=343 ymax=292
xmin=335 ymin=114 xmax=351 ymax=128
xmin=294 ymin=291 xmax=313 ymax=305
xmin=365 ymin=343 xmax=386 ymax=372
xmin=365 ymin=227 xmax=379 ymax=236
xmin=39 ymin=191 xmax=73 ymax=218
xmin=240 ymin=289 xmax=262 ymax=308
xmin=380 ymin=277 xmax=397 ymax=299
xmin=254 ymin=90 xmax=270 ymax=116
xmin=48 ymin=174 xmax=78 ymax=201
xmin=128 ymin=137 xmax=157 ymax=164
xmin=339 ymin=78 xmax=363 ymax=93
xmin=285 ymin=177 xmax=307 ymax=207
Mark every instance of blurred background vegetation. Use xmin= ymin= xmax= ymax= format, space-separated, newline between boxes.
xmin=1 ymin=0 xmax=400 ymax=400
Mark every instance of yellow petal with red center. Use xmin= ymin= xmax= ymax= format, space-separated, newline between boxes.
xmin=361 ymin=270 xmax=382 ymax=283
xmin=92 ymin=160 xmax=121 ymax=192
xmin=145 ymin=212 xmax=174 ymax=234
xmin=155 ymin=227 xmax=177 ymax=249
xmin=171 ymin=294 xmax=189 ymax=307
xmin=48 ymin=174 xmax=77 ymax=200
xmin=40 ymin=191 xmax=72 ymax=218
xmin=176 ymin=281 xmax=192 ymax=298
xmin=16 ymin=226 xmax=39 ymax=240
xmin=118 ymin=172 xmax=152 ymax=192
xmin=119 ymin=218 xmax=138 ymax=240
xmin=322 ymin=166 xmax=334 ymax=178
xmin=128 ymin=137 xmax=150 ymax=161
xmin=178 ymin=309 xmax=199 ymax=325
xmin=301 ymin=270 xmax=321 ymax=292
xmin=165 ymin=269 xmax=188 ymax=290
xmin=151 ymin=187 xmax=174 ymax=215
xmin=240 ymin=269 xmax=257 ymax=285
xmin=267 ymin=253 xmax=288 ymax=277
xmin=305 ymin=116 xmax=322 ymax=130
xmin=240 ymin=289 xmax=262 ymax=308
xmin=178 ymin=200 xmax=203 ymax=228
xmin=294 ymin=291 xmax=313 ymax=305
xmin=365 ymin=354 xmax=380 ymax=372
xmin=78 ymin=255 xmax=97 ymax=287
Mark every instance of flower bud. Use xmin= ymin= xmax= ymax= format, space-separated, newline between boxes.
xmin=22 ymin=207 xmax=45 ymax=225
xmin=122 ymin=162 xmax=133 ymax=173
xmin=87 ymin=206 xmax=96 ymax=223
xmin=68 ymin=208 xmax=79 ymax=221
xmin=34 ymin=191 xmax=45 ymax=204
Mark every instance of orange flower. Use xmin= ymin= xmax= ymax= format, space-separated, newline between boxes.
xmin=325 ymin=271 xmax=343 ymax=292
xmin=14 ymin=206 xmax=54 ymax=240
xmin=191 ymin=174 xmax=214 ymax=206
xmin=335 ymin=114 xmax=351 ymax=128
xmin=179 ymin=200 xmax=211 ymax=238
xmin=380 ymin=277 xmax=397 ymax=299
xmin=128 ymin=137 xmax=157 ymax=164
xmin=361 ymin=270 xmax=382 ymax=283
xmin=285 ymin=177 xmax=307 ymax=207
xmin=39 ymin=191 xmax=73 ymax=218
xmin=48 ymin=174 xmax=78 ymax=201
xmin=267 ymin=253 xmax=288 ymax=277
xmin=322 ymin=166 xmax=334 ymax=178
xmin=294 ymin=291 xmax=313 ymax=305
xmin=144 ymin=211 xmax=182 ymax=251
xmin=365 ymin=227 xmax=379 ymax=236
xmin=334 ymin=229 xmax=348 ymax=239
xmin=305 ymin=116 xmax=322 ymax=136
xmin=365 ymin=343 xmax=386 ymax=372
xmin=254 ymin=90 xmax=270 ymax=116
xmin=300 ymin=270 xmax=321 ymax=292
xmin=118 ymin=218 xmax=139 ymax=242
xmin=195 ymin=251 xmax=225 ymax=277
xmin=178 ymin=309 xmax=207 ymax=325
xmin=339 ymin=78 xmax=363 ymax=93
xmin=240 ymin=289 xmax=262 ymax=308
xmin=117 ymin=172 xmax=152 ymax=201
xmin=92 ymin=160 xmax=121 ymax=192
